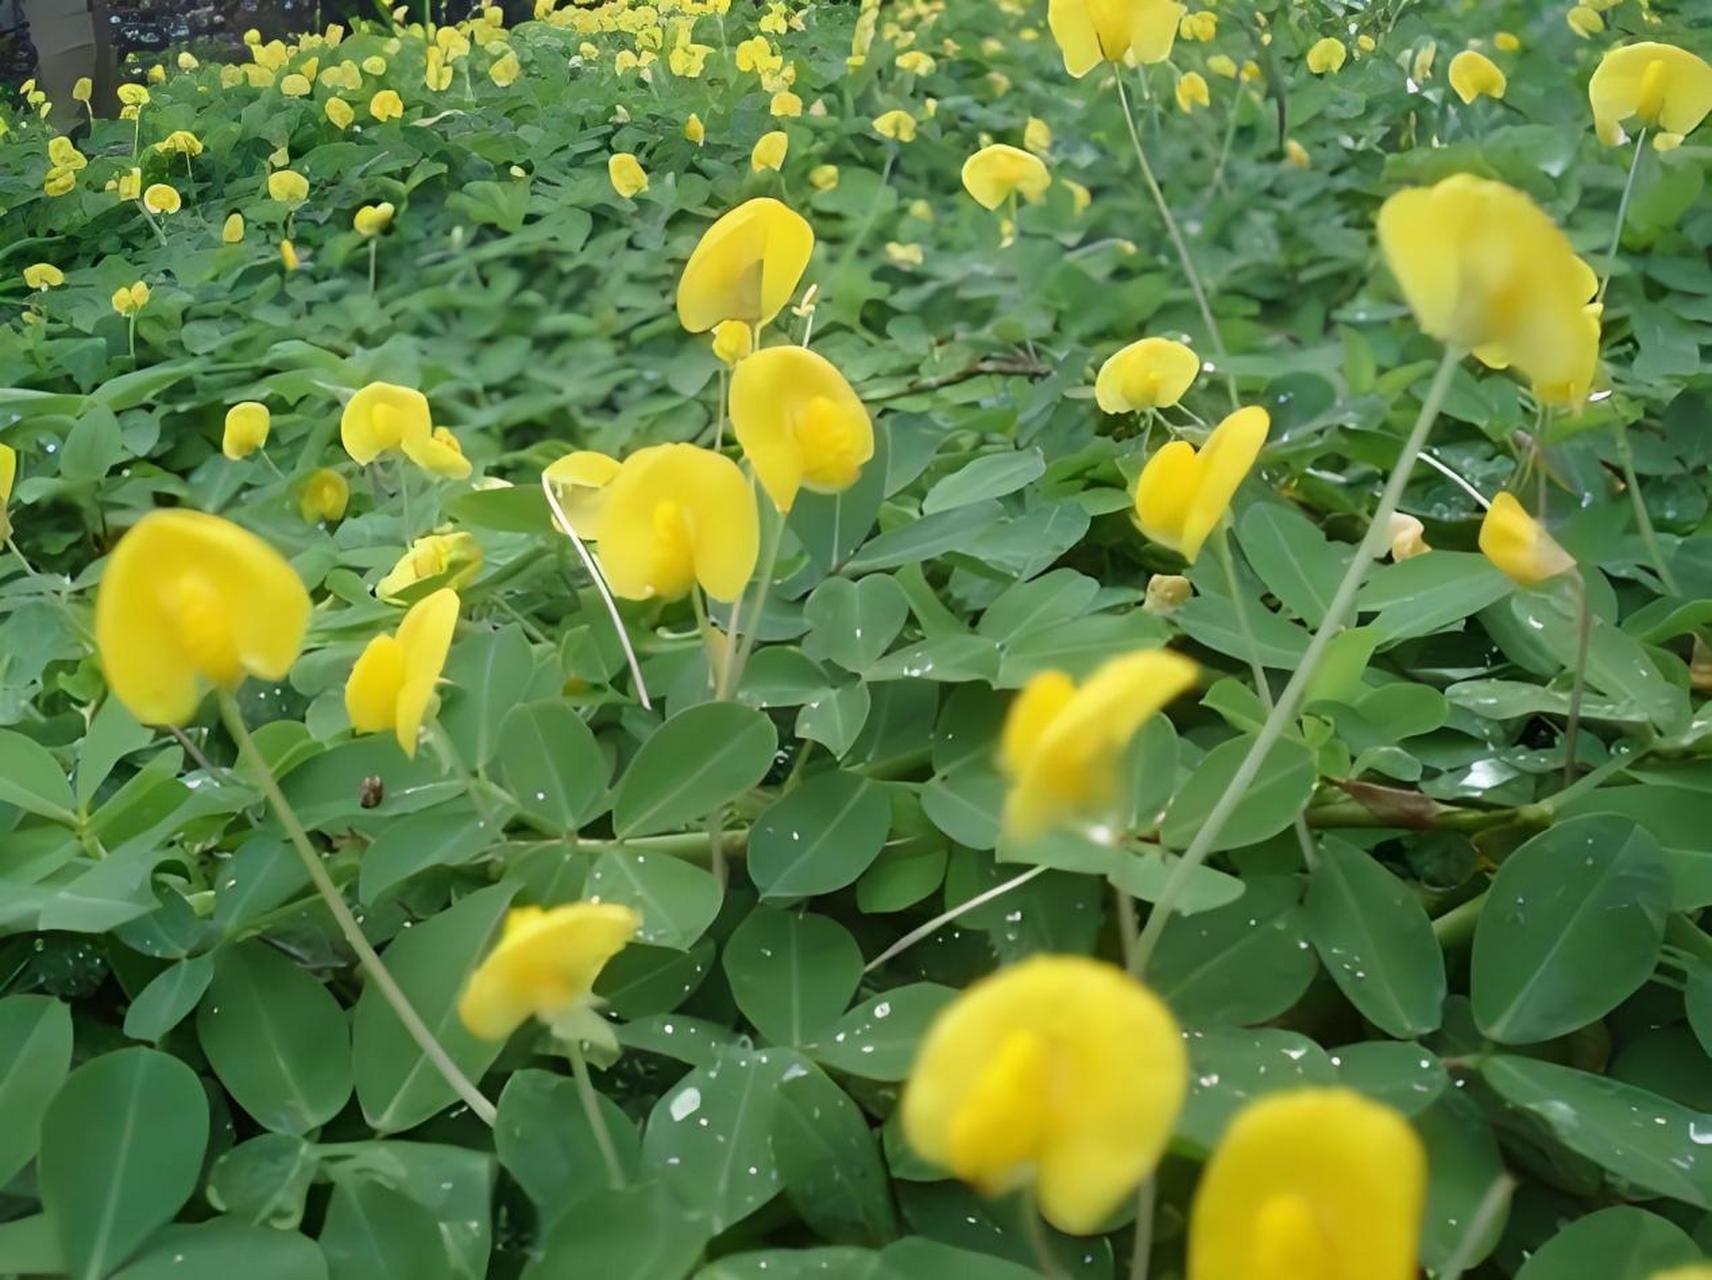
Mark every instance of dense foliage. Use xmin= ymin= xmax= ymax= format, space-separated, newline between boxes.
xmin=3 ymin=0 xmax=1712 ymax=1277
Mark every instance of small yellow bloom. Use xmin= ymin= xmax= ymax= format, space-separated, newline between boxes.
xmin=771 ymin=90 xmax=803 ymax=118
xmin=1063 ymin=178 xmax=1092 ymax=214
xmin=340 ymin=381 xmax=433 ymax=465
xmin=142 ymin=182 xmax=181 ymax=214
xmin=44 ymin=165 xmax=77 ymax=197
xmin=1176 ymin=70 xmax=1211 ymax=112
xmin=94 ymin=510 xmax=310 ymax=726
xmin=809 ymin=163 xmax=839 ymax=191
xmin=1241 ymin=59 xmax=1263 ymax=82
xmin=155 ymin=130 xmax=203 ymax=156
xmin=897 ymin=49 xmax=936 ymax=74
xmin=1449 ymin=49 xmax=1506 ymax=103
xmin=729 ymin=347 xmax=873 ymax=513
xmin=873 ymin=108 xmax=917 ymax=142
xmin=267 ymin=169 xmax=309 ymax=205
xmin=1494 ymin=31 xmax=1521 ymax=53
xmin=1189 ymin=1089 xmax=1425 ymax=1280
xmin=1567 ymin=6 xmax=1604 ymax=38
xmin=222 ymin=212 xmax=245 ymax=244
xmin=1307 ymin=37 xmax=1347 ymax=74
xmin=458 ymin=903 xmax=640 ymax=1041
xmin=684 ymin=112 xmax=705 ymax=145
xmin=710 ymin=319 xmax=753 ymax=367
xmin=885 ymin=241 xmax=925 ymax=268
xmin=608 ymin=152 xmax=648 ymax=198
xmin=222 ymin=402 xmax=271 ymax=460
xmin=23 ymin=263 xmax=64 ymax=291
xmin=280 ymin=239 xmax=300 ymax=271
xmin=1653 ymin=1270 xmax=1712 ymax=1280
xmin=370 ymin=88 xmax=404 ymax=121
xmin=377 ymin=531 xmax=483 ymax=602
xmin=1096 ymin=337 xmax=1200 ymax=413
xmin=178 ymin=50 xmax=198 ymax=70
xmin=1478 ymin=492 xmax=1575 ymax=586
xmin=751 ymin=129 xmax=789 ymax=172
xmin=1284 ymin=138 xmax=1311 ymax=168
xmin=490 ymin=49 xmax=521 ymax=86
xmin=1134 ymin=405 xmax=1268 ymax=564
xmin=112 ymin=282 xmax=150 ymax=317
xmin=280 ymin=72 xmax=312 ymax=97
xmin=1024 ymin=116 xmax=1052 ymax=154
xmin=676 ymin=197 xmax=814 ymax=334
xmin=1356 ymin=34 xmax=1377 ymax=55
xmin=903 ymin=954 xmax=1189 ymax=1233
xmin=0 ymin=444 xmax=15 ymax=520
xmin=961 ymin=143 xmax=1051 ymax=210
xmin=412 ymin=427 xmax=472 ymax=480
xmin=346 ymin=587 xmax=460 ymax=755
xmin=1144 ymin=572 xmax=1193 ymax=614
xmin=72 ymin=77 xmax=92 ymax=103
xmin=1047 ymin=0 xmax=1184 ymax=79
xmin=424 ymin=48 xmax=453 ymax=92
xmin=1207 ymin=53 xmax=1238 ymax=79
xmin=1589 ymin=42 xmax=1712 ymax=147
xmin=349 ymin=199 xmax=392 ymax=236
xmin=298 ymin=468 xmax=350 ymax=523
xmin=117 ymin=83 xmax=150 ymax=106
xmin=48 ymin=136 xmax=87 ymax=170
xmin=362 ymin=55 xmax=388 ymax=76
xmin=593 ymin=444 xmax=758 ymax=603
xmin=1180 ymin=11 xmax=1216 ymax=41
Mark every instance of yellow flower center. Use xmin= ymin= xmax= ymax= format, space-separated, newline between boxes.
xmin=172 ymin=573 xmax=242 ymax=687
xmin=1636 ymin=58 xmax=1669 ymax=125
xmin=1124 ymin=367 xmax=1166 ymax=409
xmin=945 ymin=1029 xmax=1051 ymax=1193
xmin=1251 ymin=1193 xmax=1332 ymax=1280
xmin=649 ymin=498 xmax=697 ymax=598
xmin=794 ymin=395 xmax=862 ymax=491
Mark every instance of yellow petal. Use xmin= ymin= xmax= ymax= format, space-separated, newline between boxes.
xmin=222 ymin=402 xmax=271 ymax=460
xmin=1589 ymin=42 xmax=1712 ymax=142
xmin=1448 ymin=49 xmax=1506 ymax=104
xmin=676 ymin=197 xmax=814 ymax=333
xmin=1187 ymin=1088 xmax=1425 ymax=1280
xmin=341 ymin=382 xmax=432 ymax=464
xmin=729 ymin=346 xmax=873 ymax=512
xmin=0 ymin=443 xmax=16 ymax=506
xmin=402 ymin=426 xmax=473 ymax=480
xmin=596 ymin=444 xmax=759 ymax=603
xmin=346 ymin=633 xmax=406 ymax=734
xmin=458 ymin=902 xmax=641 ymax=1040
xmin=1178 ymin=405 xmax=1268 ymax=563
xmin=1478 ymin=492 xmax=1575 ymax=586
xmin=392 ymin=587 xmax=459 ymax=755
xmin=1132 ymin=439 xmax=1199 ymax=556
xmin=1095 ymin=337 xmax=1200 ymax=412
xmin=544 ymin=450 xmax=621 ymax=538
xmin=960 ymin=144 xmax=1051 ymax=210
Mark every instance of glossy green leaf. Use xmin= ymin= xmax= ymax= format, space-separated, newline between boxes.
xmin=0 ymin=995 xmax=73 ymax=1186
xmin=748 ymin=771 xmax=892 ymax=900
xmin=724 ymin=908 xmax=863 ymax=1045
xmin=613 ymin=703 xmax=777 ymax=837
xmin=1160 ymin=735 xmax=1317 ymax=852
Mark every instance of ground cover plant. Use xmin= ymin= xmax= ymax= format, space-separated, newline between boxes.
xmin=4 ymin=0 xmax=1712 ymax=1276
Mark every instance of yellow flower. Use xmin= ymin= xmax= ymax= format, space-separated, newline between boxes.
xmin=885 ymin=241 xmax=925 ymax=267
xmin=370 ymin=88 xmax=404 ymax=121
xmin=178 ymin=50 xmax=198 ymax=70
xmin=340 ymin=382 xmax=432 ymax=464
xmin=112 ymin=282 xmax=150 ymax=317
xmin=1047 ymin=0 xmax=1184 ymax=79
xmin=346 ymin=587 xmax=460 ymax=755
xmin=1188 ymin=1089 xmax=1425 ymax=1280
xmin=903 ymin=954 xmax=1188 ymax=1233
xmin=684 ymin=112 xmax=705 ymax=144
xmin=267 ymin=169 xmax=309 ymax=205
xmin=1063 ymin=178 xmax=1093 ymax=214
xmin=771 ymin=90 xmax=803 ymax=117
xmin=1449 ymin=49 xmax=1506 ymax=103
xmin=751 ymin=129 xmax=789 ymax=172
xmin=1567 ymin=6 xmax=1604 ymax=38
xmin=413 ymin=427 xmax=472 ymax=479
xmin=0 ymin=443 xmax=14 ymax=530
xmin=117 ymin=83 xmax=149 ymax=106
xmin=1207 ymin=53 xmax=1238 ymax=78
xmin=1134 ymin=405 xmax=1268 ymax=564
xmin=544 ymin=450 xmax=621 ymax=536
xmin=298 ymin=468 xmax=350 ymax=523
xmin=897 ymin=49 xmax=936 ymax=74
xmin=72 ymin=77 xmax=92 ymax=103
xmin=809 ymin=163 xmax=839 ymax=191
xmin=280 ymin=72 xmax=312 ymax=97
xmin=1024 ymin=116 xmax=1052 ymax=153
xmin=1589 ymin=42 xmax=1712 ymax=148
xmin=594 ymin=444 xmax=758 ymax=603
xmin=44 ymin=167 xmax=76 ymax=197
xmin=23 ymin=263 xmax=64 ymax=291
xmin=1387 ymin=512 xmax=1430 ymax=561
xmin=362 ymin=55 xmax=388 ymax=75
xmin=490 ymin=49 xmax=521 ymax=86
xmin=676 ymin=196 xmax=814 ymax=334
xmin=1180 ymin=10 xmax=1216 ymax=41
xmin=377 ymin=531 xmax=483 ymax=602
xmin=710 ymin=319 xmax=753 ymax=367
xmin=280 ymin=239 xmax=300 ymax=271
xmin=999 ymin=648 xmax=1196 ymax=837
xmin=354 ymin=202 xmax=395 ymax=236
xmin=729 ymin=347 xmax=872 ymax=514
xmin=94 ymin=510 xmax=310 ymax=726
xmin=424 ymin=48 xmax=453 ymax=92
xmin=48 ymin=136 xmax=87 ymax=170
xmin=1378 ymin=175 xmax=1596 ymax=392
xmin=155 ymin=130 xmax=203 ymax=156
xmin=1284 ymin=138 xmax=1311 ymax=168
xmin=142 ymin=182 xmax=181 ymax=214
xmin=1495 ymin=31 xmax=1521 ymax=52
xmin=608 ymin=152 xmax=648 ymax=198
xmin=222 ymin=212 xmax=245 ymax=244
xmin=458 ymin=903 xmax=640 ymax=1040
xmin=110 ymin=167 xmax=142 ymax=200
xmin=873 ymin=108 xmax=917 ymax=141
xmin=1478 ymin=492 xmax=1575 ymax=586
xmin=1357 ymin=34 xmax=1377 ymax=55
xmin=222 ymin=402 xmax=271 ymax=460
xmin=1176 ymin=70 xmax=1211 ymax=112
xmin=1307 ymin=37 xmax=1347 ymax=74
xmin=961 ymin=143 xmax=1051 ymax=209
xmin=1653 ymin=1271 xmax=1712 ymax=1280
xmin=1096 ymin=337 xmax=1200 ymax=412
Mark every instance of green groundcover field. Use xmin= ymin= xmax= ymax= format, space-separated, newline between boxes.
xmin=4 ymin=0 xmax=1712 ymax=1276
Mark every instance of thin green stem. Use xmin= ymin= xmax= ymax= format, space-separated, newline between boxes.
xmin=5 ymin=534 xmax=36 ymax=577
xmin=1597 ymin=129 xmax=1646 ymax=305
xmin=713 ymin=365 xmax=728 ymax=452
xmin=1437 ymin=1173 xmax=1515 ymax=1280
xmin=567 ymin=1036 xmax=625 ymax=1190
xmin=541 ymin=475 xmax=652 ymax=709
xmin=720 ymin=504 xmax=784 ymax=699
xmin=863 ymin=865 xmax=1047 ymax=974
xmin=368 ymin=238 xmax=379 ymax=294
xmin=1113 ymin=881 xmax=1139 ymax=972
xmin=217 ymin=691 xmax=497 ymax=1126
xmin=1615 ymin=423 xmax=1680 ymax=595
xmin=1113 ymin=73 xmax=1238 ymax=409
xmin=1563 ymin=571 xmax=1591 ymax=787
xmin=1208 ymin=87 xmax=1242 ymax=196
xmin=1131 ymin=346 xmax=1461 ymax=974
xmin=1126 ymin=1176 xmax=1157 ymax=1280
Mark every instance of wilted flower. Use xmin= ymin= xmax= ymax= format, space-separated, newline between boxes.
xmin=459 ymin=903 xmax=641 ymax=1040
xmin=346 ymin=587 xmax=460 ymax=755
xmin=1134 ymin=406 xmax=1268 ymax=563
xmin=222 ymin=402 xmax=271 ymax=460
xmin=1387 ymin=512 xmax=1430 ymax=560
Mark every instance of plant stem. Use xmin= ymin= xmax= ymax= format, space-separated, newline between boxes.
xmin=1597 ymin=129 xmax=1646 ymax=305
xmin=719 ymin=503 xmax=784 ymax=699
xmin=1113 ymin=73 xmax=1238 ymax=409
xmin=567 ymin=1036 xmax=625 ymax=1190
xmin=713 ymin=366 xmax=727 ymax=451
xmin=1131 ymin=347 xmax=1461 ymax=974
xmin=1563 ymin=571 xmax=1591 ymax=787
xmin=1614 ymin=423 xmax=1680 ymax=595
xmin=368 ymin=239 xmax=378 ymax=294
xmin=541 ymin=474 xmax=652 ymax=709
xmin=862 ymin=865 xmax=1047 ymax=974
xmin=1126 ymin=1176 xmax=1157 ymax=1280
xmin=217 ymin=691 xmax=496 ymax=1126
xmin=1437 ymin=1173 xmax=1515 ymax=1280
xmin=1431 ymin=890 xmax=1487 ymax=949
xmin=5 ymin=535 xmax=36 ymax=577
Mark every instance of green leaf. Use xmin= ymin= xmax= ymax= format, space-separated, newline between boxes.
xmin=1237 ymin=503 xmax=1350 ymax=625
xmin=801 ymin=576 xmax=910 ymax=673
xmin=495 ymin=1070 xmax=640 ymax=1215
xmin=0 ymin=728 xmax=76 ymax=824
xmin=1173 ymin=594 xmax=1313 ymax=668
xmin=439 ymin=624 xmax=534 ymax=767
xmin=1357 ymin=551 xmax=1513 ymax=644
xmin=1334 ymin=1041 xmax=1447 ymax=1117
xmin=1153 ymin=878 xmax=1316 ymax=1025
xmin=319 ymin=1180 xmax=451 ymax=1280
xmin=1512 ymin=1206 xmax=1701 ymax=1280
xmin=844 ymin=501 xmax=1006 ymax=574
xmin=0 ymin=995 xmax=73 ymax=1186
xmin=206 ymin=1134 xmax=317 ymax=1230
xmin=724 ymin=908 xmax=863 ymax=1045
xmin=921 ymin=449 xmax=1044 ymax=514
xmin=1416 ymin=1087 xmax=1508 ymax=1273
xmin=613 ymin=703 xmax=777 ymax=837
xmin=496 ymin=700 xmax=611 ymax=833
xmin=124 ymin=954 xmax=215 ymax=1042
xmin=804 ymin=985 xmax=956 ymax=1081
xmin=773 ymin=1065 xmax=897 ymax=1246
xmin=112 ymin=1221 xmax=328 ymax=1280
xmin=586 ymin=850 xmax=723 ymax=950
xmin=797 ymin=682 xmax=872 ymax=759
xmin=1305 ymin=840 xmax=1446 ymax=1038
xmin=1161 ymin=735 xmax=1317 ymax=852
xmin=358 ymin=806 xmax=496 ymax=904
xmin=39 ymin=1047 xmax=210 ymax=1280
xmin=748 ymin=771 xmax=892 ymax=900
xmin=698 ymin=1249 xmax=884 ymax=1280
xmin=198 ymin=942 xmax=352 ymax=1134
xmin=523 ymin=1181 xmax=709 ymax=1280
xmin=1178 ymin=1028 xmax=1336 ymax=1151
xmin=1472 ymin=815 xmax=1670 ymax=1044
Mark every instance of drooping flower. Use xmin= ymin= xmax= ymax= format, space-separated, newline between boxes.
xmin=1307 ymin=37 xmax=1347 ymax=74
xmin=458 ymin=903 xmax=641 ymax=1040
xmin=377 ymin=530 xmax=483 ymax=602
xmin=1449 ymin=49 xmax=1507 ymax=103
xmin=1478 ymin=492 xmax=1575 ymax=586
xmin=142 ymin=183 xmax=181 ymax=214
xmin=751 ymin=129 xmax=789 ymax=172
xmin=93 ymin=510 xmax=310 ymax=725
xmin=1187 ymin=1089 xmax=1425 ymax=1280
xmin=346 ymin=587 xmax=460 ymax=755
xmin=222 ymin=402 xmax=270 ymax=460
xmin=1046 ymin=0 xmax=1185 ymax=80
xmin=676 ymin=197 xmax=814 ymax=334
xmin=1588 ymin=42 xmax=1712 ymax=148
xmin=961 ymin=143 xmax=1051 ymax=209
xmin=729 ymin=347 xmax=873 ymax=513
xmin=155 ymin=129 xmax=203 ymax=156
xmin=903 ymin=954 xmax=1189 ymax=1233
xmin=1134 ymin=406 xmax=1268 ymax=563
xmin=354 ymin=202 xmax=395 ymax=236
xmin=23 ymin=263 xmax=64 ymax=291
xmin=594 ymin=444 xmax=758 ymax=603
xmin=999 ymin=648 xmax=1198 ymax=838
xmin=1096 ymin=337 xmax=1200 ymax=413
xmin=608 ymin=152 xmax=648 ymax=198
xmin=298 ymin=468 xmax=350 ymax=524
